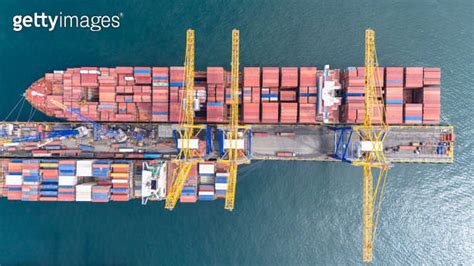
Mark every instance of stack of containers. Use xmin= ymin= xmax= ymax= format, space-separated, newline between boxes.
xmin=299 ymin=67 xmax=317 ymax=123
xmin=92 ymin=161 xmax=112 ymax=185
xmin=198 ymin=162 xmax=215 ymax=201
xmin=280 ymin=67 xmax=298 ymax=123
xmin=92 ymin=185 xmax=111 ymax=202
xmin=194 ymin=71 xmax=208 ymax=118
xmin=39 ymin=160 xmax=59 ymax=201
xmin=21 ymin=160 xmax=40 ymax=201
xmin=113 ymin=67 xmax=136 ymax=121
xmin=137 ymin=91 xmax=153 ymax=122
xmin=116 ymin=66 xmax=135 ymax=86
xmin=207 ymin=67 xmax=225 ymax=122
xmin=76 ymin=160 xmax=93 ymax=178
xmin=198 ymin=185 xmax=215 ymax=201
xmin=403 ymin=67 xmax=423 ymax=125
xmin=342 ymin=67 xmax=365 ymax=123
xmin=58 ymin=160 xmax=77 ymax=201
xmin=215 ymin=167 xmax=229 ymax=199
xmin=404 ymin=103 xmax=423 ymax=124
xmin=116 ymin=67 xmax=136 ymax=121
xmin=80 ymin=67 xmax=99 ymax=87
xmin=261 ymin=67 xmax=280 ymax=123
xmin=243 ymin=67 xmax=261 ymax=123
xmin=97 ymin=68 xmax=117 ymax=121
xmin=110 ymin=161 xmax=130 ymax=201
xmin=76 ymin=182 xmax=95 ymax=202
xmin=169 ymin=67 xmax=185 ymax=122
xmin=261 ymin=67 xmax=279 ymax=101
xmin=280 ymin=102 xmax=297 ymax=123
xmin=385 ymin=67 xmax=404 ymax=124
xmin=224 ymin=70 xmax=238 ymax=106
xmin=405 ymin=67 xmax=423 ymax=88
xmin=5 ymin=160 xmax=23 ymax=200
xmin=206 ymin=102 xmax=225 ymax=123
xmin=152 ymin=67 xmax=170 ymax=121
xmin=134 ymin=67 xmax=152 ymax=85
xmin=423 ymin=68 xmax=441 ymax=86
xmin=421 ymin=68 xmax=441 ymax=124
xmin=180 ymin=164 xmax=198 ymax=203
xmin=419 ymin=87 xmax=440 ymax=124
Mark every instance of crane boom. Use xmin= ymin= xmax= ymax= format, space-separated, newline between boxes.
xmin=224 ymin=29 xmax=241 ymax=211
xmin=352 ymin=29 xmax=390 ymax=262
xmin=165 ymin=29 xmax=204 ymax=210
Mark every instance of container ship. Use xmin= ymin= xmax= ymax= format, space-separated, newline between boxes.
xmin=25 ymin=66 xmax=441 ymax=125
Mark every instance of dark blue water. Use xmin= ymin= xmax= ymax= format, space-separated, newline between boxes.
xmin=0 ymin=0 xmax=473 ymax=264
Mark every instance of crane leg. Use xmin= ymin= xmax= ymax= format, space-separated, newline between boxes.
xmin=362 ymin=165 xmax=374 ymax=262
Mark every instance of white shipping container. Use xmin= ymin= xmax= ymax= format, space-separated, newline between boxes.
xmin=75 ymin=182 xmax=95 ymax=201
xmin=3 ymin=143 xmax=20 ymax=147
xmin=215 ymin=184 xmax=228 ymax=190
xmin=23 ymin=181 xmax=40 ymax=185
xmin=5 ymin=175 xmax=23 ymax=186
xmin=112 ymin=179 xmax=129 ymax=184
xmin=216 ymin=172 xmax=229 ymax=177
xmin=33 ymin=153 xmax=52 ymax=157
xmin=58 ymin=176 xmax=78 ymax=186
xmin=198 ymin=191 xmax=215 ymax=196
xmin=199 ymin=163 xmax=215 ymax=174
xmin=76 ymin=160 xmax=93 ymax=176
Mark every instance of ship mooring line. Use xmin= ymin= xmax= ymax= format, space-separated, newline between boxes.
xmin=15 ymin=97 xmax=26 ymax=122
xmin=27 ymin=105 xmax=37 ymax=122
xmin=1 ymin=96 xmax=24 ymax=122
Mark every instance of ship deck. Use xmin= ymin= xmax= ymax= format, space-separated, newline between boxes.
xmin=0 ymin=122 xmax=454 ymax=163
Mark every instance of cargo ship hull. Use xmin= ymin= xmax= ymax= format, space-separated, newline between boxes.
xmin=25 ymin=66 xmax=441 ymax=125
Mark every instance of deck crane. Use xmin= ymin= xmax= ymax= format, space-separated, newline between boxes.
xmin=218 ymin=29 xmax=250 ymax=211
xmin=165 ymin=29 xmax=205 ymax=210
xmin=351 ymin=29 xmax=390 ymax=262
xmin=48 ymin=98 xmax=102 ymax=140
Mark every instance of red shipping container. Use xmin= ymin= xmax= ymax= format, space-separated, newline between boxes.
xmin=281 ymin=67 xmax=298 ymax=88
xmin=423 ymin=68 xmax=441 ymax=86
xmin=299 ymin=67 xmax=317 ymax=87
xmin=280 ymin=103 xmax=297 ymax=123
xmin=243 ymin=67 xmax=260 ymax=87
xmin=405 ymin=67 xmax=423 ymax=88
xmin=262 ymin=67 xmax=279 ymax=88
xmin=206 ymin=103 xmax=225 ymax=122
xmin=261 ymin=102 xmax=279 ymax=123
xmin=243 ymin=102 xmax=260 ymax=123
xmin=207 ymin=67 xmax=224 ymax=84
xmin=298 ymin=103 xmax=316 ymax=123
xmin=280 ymin=90 xmax=297 ymax=102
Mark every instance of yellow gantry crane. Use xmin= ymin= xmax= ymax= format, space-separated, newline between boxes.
xmin=352 ymin=29 xmax=390 ymax=262
xmin=219 ymin=29 xmax=250 ymax=211
xmin=165 ymin=29 xmax=205 ymax=210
